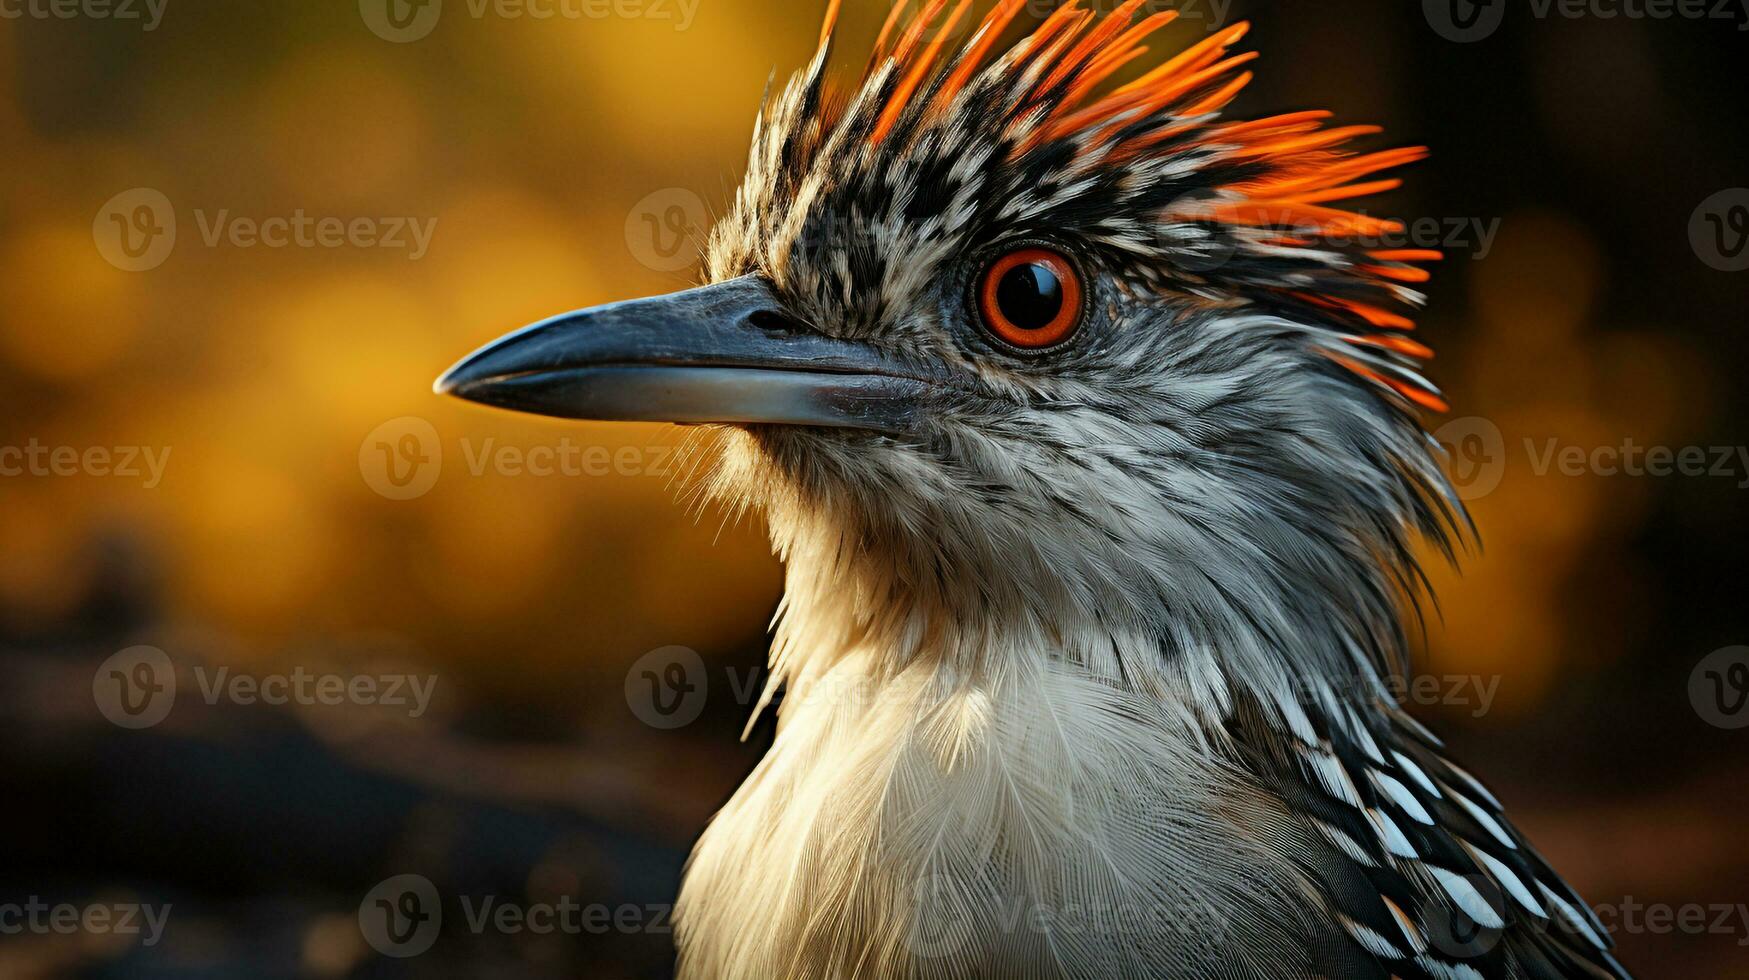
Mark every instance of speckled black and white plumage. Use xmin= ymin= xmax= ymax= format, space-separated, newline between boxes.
xmin=671 ymin=4 xmax=1629 ymax=978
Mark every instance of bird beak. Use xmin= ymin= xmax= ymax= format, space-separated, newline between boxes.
xmin=435 ymin=275 xmax=934 ymax=434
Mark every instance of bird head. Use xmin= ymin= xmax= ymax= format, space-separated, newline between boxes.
xmin=439 ymin=0 xmax=1463 ymax=687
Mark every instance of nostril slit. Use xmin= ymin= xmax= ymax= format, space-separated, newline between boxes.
xmin=748 ymin=309 xmax=812 ymax=335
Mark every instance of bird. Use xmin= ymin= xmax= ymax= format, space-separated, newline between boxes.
xmin=436 ymin=2 xmax=1631 ymax=977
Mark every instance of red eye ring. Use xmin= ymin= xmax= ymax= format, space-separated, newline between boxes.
xmin=978 ymin=247 xmax=1084 ymax=351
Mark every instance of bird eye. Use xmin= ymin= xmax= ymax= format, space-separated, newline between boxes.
xmin=977 ymin=247 xmax=1084 ymax=351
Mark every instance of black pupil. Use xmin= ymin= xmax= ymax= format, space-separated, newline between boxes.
xmin=995 ymin=261 xmax=1065 ymax=332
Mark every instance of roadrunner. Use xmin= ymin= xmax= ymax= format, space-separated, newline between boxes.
xmin=439 ymin=2 xmax=1630 ymax=977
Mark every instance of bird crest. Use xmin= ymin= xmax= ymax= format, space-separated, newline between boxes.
xmin=717 ymin=0 xmax=1446 ymax=412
